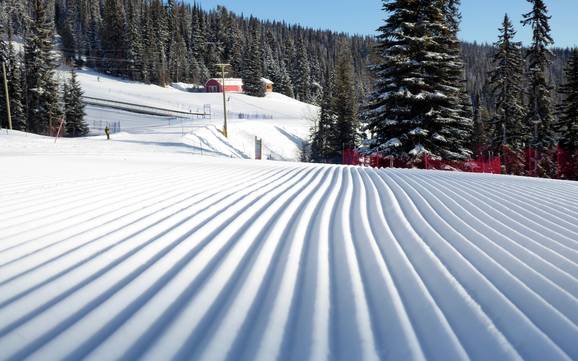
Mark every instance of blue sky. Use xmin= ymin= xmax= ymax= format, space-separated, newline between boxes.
xmin=189 ymin=0 xmax=578 ymax=48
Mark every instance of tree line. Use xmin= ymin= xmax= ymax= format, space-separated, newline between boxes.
xmin=1 ymin=0 xmax=87 ymax=136
xmin=310 ymin=0 xmax=578 ymax=179
xmin=1 ymin=0 xmax=374 ymax=135
xmin=3 ymin=0 xmax=374 ymax=100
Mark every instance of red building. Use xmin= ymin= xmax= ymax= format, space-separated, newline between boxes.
xmin=205 ymin=78 xmax=244 ymax=93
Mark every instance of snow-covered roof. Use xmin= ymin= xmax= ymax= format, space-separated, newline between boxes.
xmin=207 ymin=78 xmax=244 ymax=87
xmin=260 ymin=78 xmax=274 ymax=85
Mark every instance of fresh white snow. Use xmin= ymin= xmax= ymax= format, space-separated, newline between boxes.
xmin=74 ymin=69 xmax=317 ymax=161
xmin=1 ymin=130 xmax=578 ymax=361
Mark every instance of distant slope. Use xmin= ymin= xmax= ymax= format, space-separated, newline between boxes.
xmin=72 ymin=69 xmax=318 ymax=161
xmin=1 ymin=136 xmax=578 ymax=361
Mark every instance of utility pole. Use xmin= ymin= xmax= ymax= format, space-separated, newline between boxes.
xmin=2 ymin=62 xmax=12 ymax=130
xmin=215 ymin=63 xmax=231 ymax=138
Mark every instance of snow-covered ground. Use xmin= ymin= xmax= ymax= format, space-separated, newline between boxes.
xmin=1 ymin=131 xmax=578 ymax=361
xmin=72 ymin=69 xmax=317 ymax=161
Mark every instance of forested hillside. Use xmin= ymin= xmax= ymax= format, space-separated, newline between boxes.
xmin=461 ymin=42 xmax=573 ymax=112
xmin=1 ymin=0 xmax=573 ymax=108
xmin=1 ymin=0 xmax=374 ymax=103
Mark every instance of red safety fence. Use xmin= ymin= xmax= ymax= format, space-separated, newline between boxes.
xmin=557 ymin=147 xmax=578 ymax=180
xmin=343 ymin=147 xmax=578 ymax=180
xmin=342 ymin=149 xmax=502 ymax=174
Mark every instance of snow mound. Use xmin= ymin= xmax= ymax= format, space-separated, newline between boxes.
xmin=1 ymin=143 xmax=578 ymax=360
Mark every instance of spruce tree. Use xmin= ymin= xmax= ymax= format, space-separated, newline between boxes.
xmin=488 ymin=14 xmax=526 ymax=150
xmin=243 ymin=27 xmax=265 ymax=97
xmin=64 ymin=69 xmax=88 ymax=137
xmin=101 ymin=0 xmax=127 ymax=76
xmin=444 ymin=0 xmax=475 ymax=131
xmin=293 ymin=39 xmax=311 ymax=102
xmin=85 ymin=0 xmax=102 ymax=70
xmin=7 ymin=33 xmax=26 ymax=131
xmin=556 ymin=50 xmax=578 ymax=149
xmin=471 ymin=92 xmax=490 ymax=157
xmin=364 ymin=0 xmax=472 ymax=161
xmin=24 ymin=0 xmax=62 ymax=135
xmin=330 ymin=48 xmax=359 ymax=156
xmin=60 ymin=4 xmax=77 ymax=63
xmin=522 ymin=0 xmax=556 ymax=149
xmin=310 ymin=71 xmax=337 ymax=163
xmin=277 ymin=60 xmax=295 ymax=98
xmin=190 ymin=5 xmax=205 ymax=65
xmin=0 ymin=21 xmax=8 ymax=129
xmin=126 ymin=0 xmax=144 ymax=81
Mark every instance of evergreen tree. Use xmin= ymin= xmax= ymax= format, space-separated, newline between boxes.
xmin=263 ymin=37 xmax=282 ymax=86
xmin=364 ymin=0 xmax=472 ymax=161
xmin=293 ymin=38 xmax=311 ymax=102
xmin=7 ymin=31 xmax=26 ymax=131
xmin=24 ymin=0 xmax=62 ymax=135
xmin=85 ymin=0 xmax=102 ymax=70
xmin=101 ymin=0 xmax=127 ymax=76
xmin=169 ymin=33 xmax=188 ymax=82
xmin=126 ymin=0 xmax=144 ymax=81
xmin=471 ymin=92 xmax=490 ymax=157
xmin=444 ymin=0 xmax=462 ymax=34
xmin=310 ymin=71 xmax=337 ymax=163
xmin=0 ymin=21 xmax=8 ymax=129
xmin=522 ymin=0 xmax=556 ymax=149
xmin=488 ymin=14 xmax=526 ymax=150
xmin=444 ymin=0 xmax=475 ymax=131
xmin=64 ymin=68 xmax=88 ymax=137
xmin=277 ymin=59 xmax=295 ymax=98
xmin=330 ymin=48 xmax=359 ymax=155
xmin=190 ymin=5 xmax=205 ymax=64
xmin=60 ymin=2 xmax=77 ymax=63
xmin=243 ymin=27 xmax=265 ymax=97
xmin=556 ymin=49 xmax=578 ymax=149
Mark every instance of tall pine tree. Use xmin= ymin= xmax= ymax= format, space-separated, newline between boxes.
xmin=556 ymin=50 xmax=578 ymax=149
xmin=0 ymin=21 xmax=8 ymax=129
xmin=522 ymin=0 xmax=556 ymax=149
xmin=488 ymin=14 xmax=526 ymax=150
xmin=293 ymin=38 xmax=311 ymax=102
xmin=310 ymin=70 xmax=337 ymax=163
xmin=243 ymin=26 xmax=265 ymax=97
xmin=25 ymin=0 xmax=62 ymax=135
xmin=7 ymin=29 xmax=26 ymax=131
xmin=101 ymin=0 xmax=127 ymax=76
xmin=364 ymin=0 xmax=472 ymax=161
xmin=471 ymin=92 xmax=491 ymax=157
xmin=330 ymin=48 xmax=359 ymax=155
xmin=64 ymin=68 xmax=88 ymax=137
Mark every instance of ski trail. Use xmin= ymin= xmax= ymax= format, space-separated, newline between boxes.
xmin=379 ymin=170 xmax=576 ymax=361
xmin=0 ymin=166 xmax=299 ymax=360
xmin=406 ymin=171 xmax=578 ymax=291
xmin=184 ymin=167 xmax=329 ymax=361
xmin=1 ymin=158 xmax=577 ymax=361
xmin=365 ymin=171 xmax=471 ymax=361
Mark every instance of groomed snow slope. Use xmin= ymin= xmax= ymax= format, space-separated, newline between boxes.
xmin=1 ymin=137 xmax=578 ymax=361
xmin=75 ymin=69 xmax=318 ymax=161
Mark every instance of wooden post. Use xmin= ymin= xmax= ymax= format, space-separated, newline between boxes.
xmin=216 ymin=63 xmax=231 ymax=138
xmin=2 ymin=62 xmax=12 ymax=130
